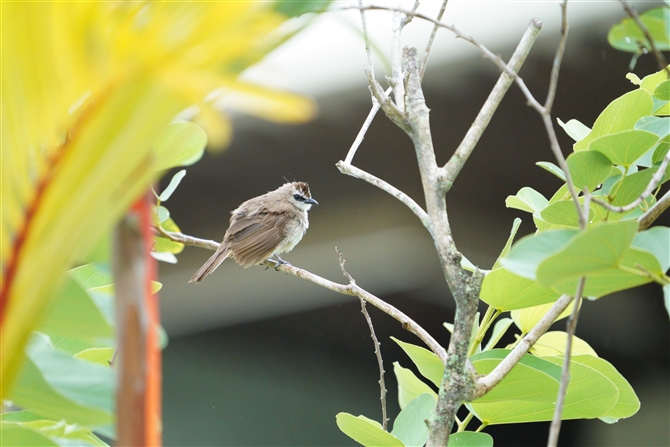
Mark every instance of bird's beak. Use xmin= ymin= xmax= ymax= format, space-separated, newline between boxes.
xmin=305 ymin=198 xmax=318 ymax=205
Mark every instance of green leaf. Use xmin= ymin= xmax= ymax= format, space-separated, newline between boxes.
xmin=393 ymin=362 xmax=438 ymax=410
xmin=540 ymin=201 xmax=592 ymax=228
xmin=38 ymin=277 xmax=113 ymax=342
xmin=635 ymin=116 xmax=670 ymax=141
xmin=549 ymin=247 xmax=660 ymax=297
xmin=275 ymin=0 xmax=331 ymax=16
xmin=511 ymin=300 xmax=578 ymax=334
xmin=0 ymin=423 xmax=59 ymax=447
xmin=391 ymin=393 xmax=435 ymax=447
xmin=153 ymin=121 xmax=207 ymax=172
xmin=10 ymin=339 xmax=114 ymax=432
xmin=69 ymin=264 xmax=113 ymax=290
xmin=501 ymin=229 xmax=578 ymax=280
xmin=652 ymin=141 xmax=670 ymax=164
xmin=590 ymin=130 xmax=660 ymax=167
xmin=536 ymin=161 xmax=566 ymax=181
xmin=471 ymin=354 xmax=619 ymax=424
xmin=493 ymin=218 xmax=522 ymax=270
xmin=159 ymin=169 xmax=186 ymax=202
xmin=449 ymin=431 xmax=494 ymax=447
xmin=479 ymin=268 xmax=561 ymax=311
xmin=566 ymin=151 xmax=613 ymax=192
xmin=483 ymin=318 xmax=513 ymax=351
xmin=531 ymin=331 xmax=598 ymax=357
xmin=610 ymin=168 xmax=657 ymax=207
xmin=641 ymin=67 xmax=670 ymax=95
xmin=608 ymin=8 xmax=670 ymax=53
xmin=505 ymin=187 xmax=547 ymax=213
xmin=633 ymin=226 xmax=670 ymax=272
xmin=73 ymin=347 xmax=115 ymax=367
xmin=335 ymin=413 xmax=404 ymax=447
xmin=25 ymin=334 xmax=114 ymax=414
xmin=654 ymin=80 xmax=670 ymax=100
xmin=536 ymin=221 xmax=639 ymax=287
xmin=392 ymin=338 xmax=443 ymax=388
xmin=470 ymin=349 xmax=561 ymax=403
xmin=557 ymin=118 xmax=591 ymax=142
xmin=574 ymin=90 xmax=654 ymax=152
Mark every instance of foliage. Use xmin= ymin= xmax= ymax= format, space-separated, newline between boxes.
xmin=1 ymin=1 xmax=325 ymax=445
xmin=335 ymin=56 xmax=669 ymax=447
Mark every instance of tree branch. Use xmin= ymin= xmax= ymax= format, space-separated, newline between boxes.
xmin=160 ymin=228 xmax=448 ymax=364
xmin=619 ymin=0 xmax=670 ymax=75
xmin=474 ymin=294 xmax=575 ymax=397
xmin=441 ymin=18 xmax=542 ymax=191
xmin=420 ymin=0 xmax=449 ymax=80
xmin=639 ymin=189 xmax=670 ymax=230
xmin=548 ymin=277 xmax=586 ymax=447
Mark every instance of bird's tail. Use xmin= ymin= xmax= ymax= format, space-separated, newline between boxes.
xmin=188 ymin=245 xmax=231 ymax=283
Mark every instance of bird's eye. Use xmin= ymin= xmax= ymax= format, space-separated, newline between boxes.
xmin=293 ymin=194 xmax=303 ymax=201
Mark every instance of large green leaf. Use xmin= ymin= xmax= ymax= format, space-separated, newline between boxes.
xmin=38 ymin=277 xmax=113 ymax=343
xmin=391 ymin=393 xmax=435 ymax=447
xmin=505 ymin=187 xmax=547 ymax=214
xmin=511 ymin=300 xmax=578 ymax=334
xmin=536 ymin=221 xmax=638 ymax=287
xmin=610 ymin=168 xmax=657 ymax=207
xmin=540 ymin=201 xmax=592 ymax=228
xmin=531 ymin=331 xmax=598 ymax=357
xmin=654 ymin=80 xmax=670 ymax=101
xmin=470 ymin=354 xmax=620 ymax=424
xmin=632 ymin=226 xmax=670 ymax=272
xmin=0 ymin=423 xmax=59 ymax=447
xmin=479 ymin=268 xmax=561 ymax=311
xmin=501 ymin=229 xmax=578 ymax=280
xmin=393 ymin=362 xmax=437 ymax=410
xmin=608 ymin=7 xmax=670 ymax=53
xmin=470 ymin=350 xmax=561 ymax=403
xmin=550 ymin=247 xmax=660 ymax=297
xmin=574 ymin=89 xmax=653 ymax=152
xmin=152 ymin=121 xmax=207 ymax=172
xmin=10 ymin=337 xmax=114 ymax=434
xmin=392 ymin=338 xmax=443 ymax=388
xmin=590 ymin=130 xmax=659 ymax=167
xmin=336 ymin=413 xmax=404 ymax=447
xmin=68 ymin=264 xmax=113 ymax=290
xmin=450 ymin=431 xmax=493 ymax=447
xmin=566 ymin=150 xmax=613 ymax=192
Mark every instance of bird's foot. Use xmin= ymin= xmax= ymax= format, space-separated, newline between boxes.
xmin=272 ymin=255 xmax=291 ymax=271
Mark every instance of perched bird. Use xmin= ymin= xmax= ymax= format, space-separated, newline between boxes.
xmin=189 ymin=182 xmax=317 ymax=283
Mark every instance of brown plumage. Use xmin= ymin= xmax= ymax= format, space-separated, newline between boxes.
xmin=189 ymin=182 xmax=317 ymax=283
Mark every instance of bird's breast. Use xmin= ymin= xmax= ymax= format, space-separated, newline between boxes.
xmin=274 ymin=213 xmax=308 ymax=254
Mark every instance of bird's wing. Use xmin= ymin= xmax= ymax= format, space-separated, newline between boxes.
xmin=227 ymin=211 xmax=288 ymax=268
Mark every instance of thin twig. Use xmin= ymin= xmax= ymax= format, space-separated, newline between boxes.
xmin=358 ymin=0 xmax=375 ymax=80
xmin=442 ymin=18 xmax=542 ymax=191
xmin=344 ymin=86 xmax=392 ymax=165
xmin=390 ymin=11 xmax=406 ymax=113
xmin=365 ymin=69 xmax=405 ymax=124
xmin=619 ymin=0 xmax=670 ymax=75
xmin=349 ymin=4 xmax=586 ymax=225
xmin=639 ymin=189 xmax=670 ymax=230
xmin=162 ymin=228 xmax=448 ymax=363
xmin=474 ymin=294 xmax=575 ymax=397
xmin=337 ymin=247 xmax=387 ymax=429
xmin=547 ymin=277 xmax=586 ymax=447
xmin=420 ymin=0 xmax=449 ymax=79
xmin=336 ymin=161 xmax=430 ymax=227
xmin=590 ymin=149 xmax=670 ymax=213
xmin=544 ymin=1 xmax=569 ymax=111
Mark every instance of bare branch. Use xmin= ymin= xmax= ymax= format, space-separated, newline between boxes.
xmin=442 ymin=18 xmax=542 ymax=191
xmin=365 ymin=69 xmax=405 ymax=124
xmin=544 ymin=1 xmax=569 ymax=111
xmin=344 ymin=86 xmax=392 ymax=165
xmin=619 ymin=0 xmax=670 ymax=75
xmin=336 ymin=161 xmax=431 ymax=227
xmin=475 ymin=294 xmax=575 ymax=397
xmin=639 ymin=189 xmax=670 ymax=230
xmin=548 ymin=277 xmax=586 ymax=447
xmin=391 ymin=11 xmax=407 ymax=113
xmin=420 ymin=0 xmax=449 ymax=79
xmin=590 ymin=149 xmax=670 ymax=214
xmin=161 ymin=229 xmax=448 ymax=364
xmin=358 ymin=0 xmax=375 ymax=79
